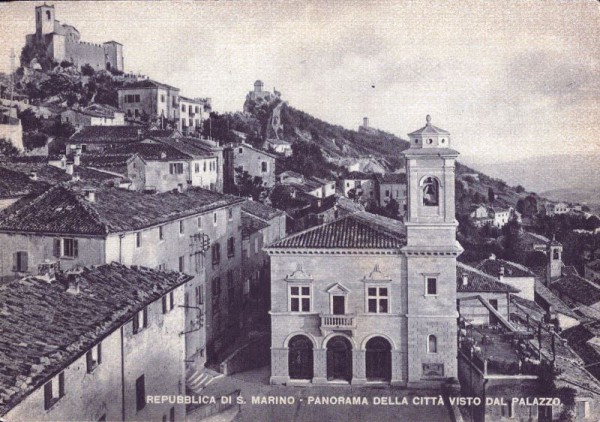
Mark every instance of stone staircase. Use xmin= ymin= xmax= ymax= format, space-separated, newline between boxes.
xmin=186 ymin=368 xmax=224 ymax=394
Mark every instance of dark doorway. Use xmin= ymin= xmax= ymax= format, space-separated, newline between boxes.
xmin=326 ymin=336 xmax=352 ymax=381
xmin=365 ymin=337 xmax=392 ymax=381
xmin=106 ymin=62 xmax=111 ymax=70
xmin=288 ymin=335 xmax=313 ymax=380
xmin=332 ymin=296 xmax=345 ymax=315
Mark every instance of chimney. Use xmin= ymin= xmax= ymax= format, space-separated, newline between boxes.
xmin=29 ymin=171 xmax=38 ymax=181
xmin=499 ymin=265 xmax=505 ymax=276
xmin=83 ymin=188 xmax=96 ymax=203
xmin=489 ymin=253 xmax=496 ymax=260
xmin=462 ymin=275 xmax=468 ymax=286
xmin=66 ymin=272 xmax=81 ymax=294
xmin=363 ymin=117 xmax=369 ymax=128
xmin=65 ymin=162 xmax=74 ymax=175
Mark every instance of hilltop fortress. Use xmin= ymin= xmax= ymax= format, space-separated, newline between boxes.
xmin=25 ymin=4 xmax=124 ymax=72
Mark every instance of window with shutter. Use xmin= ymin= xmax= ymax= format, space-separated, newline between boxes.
xmin=44 ymin=382 xmax=52 ymax=410
xmin=54 ymin=239 xmax=61 ymax=258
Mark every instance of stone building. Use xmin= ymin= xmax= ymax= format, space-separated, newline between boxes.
xmin=25 ymin=4 xmax=124 ymax=72
xmin=267 ymin=115 xmax=461 ymax=387
xmin=477 ymin=256 xmax=536 ymax=301
xmin=117 ymin=80 xmax=180 ymax=124
xmin=0 ymin=263 xmax=190 ymax=422
xmin=233 ymin=143 xmax=276 ymax=187
xmin=374 ymin=173 xmax=406 ymax=213
xmin=60 ymin=104 xmax=125 ymax=129
xmin=179 ymin=96 xmax=211 ymax=136
xmin=0 ymin=184 xmax=245 ymax=370
xmin=342 ymin=172 xmax=376 ymax=201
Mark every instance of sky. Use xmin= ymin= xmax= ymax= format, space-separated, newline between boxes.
xmin=1 ymin=0 xmax=599 ymax=164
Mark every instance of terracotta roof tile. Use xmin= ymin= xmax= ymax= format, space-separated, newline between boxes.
xmin=268 ymin=211 xmax=405 ymax=249
xmin=477 ymin=258 xmax=536 ymax=278
xmin=457 ymin=262 xmax=519 ymax=293
xmin=241 ymin=200 xmax=283 ymax=221
xmin=0 ymin=263 xmax=192 ymax=416
xmin=0 ymin=184 xmax=244 ymax=235
xmin=241 ymin=212 xmax=269 ymax=237
xmin=550 ymin=274 xmax=600 ymax=307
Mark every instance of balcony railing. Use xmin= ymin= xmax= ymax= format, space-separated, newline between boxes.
xmin=320 ymin=314 xmax=355 ymax=329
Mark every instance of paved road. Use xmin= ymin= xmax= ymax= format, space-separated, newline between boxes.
xmin=197 ymin=366 xmax=454 ymax=422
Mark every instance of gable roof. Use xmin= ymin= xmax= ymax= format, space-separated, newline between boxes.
xmin=457 ymin=262 xmax=520 ymax=293
xmin=0 ymin=184 xmax=244 ymax=236
xmin=477 ymin=258 xmax=536 ymax=278
xmin=241 ymin=211 xmax=270 ymax=237
xmin=117 ymin=79 xmax=180 ymax=91
xmin=236 ymin=143 xmax=277 ymax=158
xmin=0 ymin=263 xmax=192 ymax=417
xmin=267 ymin=211 xmax=405 ymax=250
xmin=0 ymin=167 xmax=48 ymax=199
xmin=69 ymin=125 xmax=146 ymax=144
xmin=112 ymin=142 xmax=192 ymax=161
xmin=534 ymin=280 xmax=578 ymax=318
xmin=375 ymin=173 xmax=406 ymax=184
xmin=550 ymin=274 xmax=600 ymax=307
xmin=151 ymin=137 xmax=216 ymax=158
xmin=241 ymin=200 xmax=284 ymax=221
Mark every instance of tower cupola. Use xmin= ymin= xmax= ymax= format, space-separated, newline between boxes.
xmin=408 ymin=115 xmax=451 ymax=149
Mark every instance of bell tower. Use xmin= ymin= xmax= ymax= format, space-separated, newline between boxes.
xmin=36 ymin=4 xmax=55 ymax=41
xmin=402 ymin=115 xmax=462 ymax=387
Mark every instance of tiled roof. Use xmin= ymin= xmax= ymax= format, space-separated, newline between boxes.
xmin=345 ymin=171 xmax=373 ymax=180
xmin=521 ymin=231 xmax=551 ymax=246
xmin=0 ymin=184 xmax=244 ymax=235
xmin=375 ymin=173 xmax=406 ymax=184
xmin=534 ymin=280 xmax=578 ymax=318
xmin=151 ymin=137 xmax=216 ymax=158
xmin=477 ymin=258 xmax=536 ymax=278
xmin=510 ymin=295 xmax=545 ymax=315
xmin=587 ymin=259 xmax=600 ymax=272
xmin=0 ymin=263 xmax=192 ymax=416
xmin=241 ymin=200 xmax=283 ymax=221
xmin=70 ymin=126 xmax=147 ymax=144
xmin=268 ymin=211 xmax=405 ymax=250
xmin=237 ymin=143 xmax=277 ymax=159
xmin=0 ymin=162 xmax=71 ymax=185
xmin=0 ymin=167 xmax=47 ymax=199
xmin=111 ymin=143 xmax=192 ymax=161
xmin=457 ymin=262 xmax=519 ymax=293
xmin=117 ymin=79 xmax=180 ymax=91
xmin=79 ymin=154 xmax=130 ymax=175
xmin=561 ymin=323 xmax=600 ymax=383
xmin=241 ymin=211 xmax=269 ymax=237
xmin=407 ymin=118 xmax=450 ymax=136
xmin=550 ymin=274 xmax=600 ymax=307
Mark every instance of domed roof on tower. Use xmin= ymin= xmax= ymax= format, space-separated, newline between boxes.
xmin=254 ymin=80 xmax=264 ymax=87
xmin=407 ymin=115 xmax=452 ymax=149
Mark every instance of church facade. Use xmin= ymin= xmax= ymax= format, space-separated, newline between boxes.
xmin=267 ymin=116 xmax=461 ymax=387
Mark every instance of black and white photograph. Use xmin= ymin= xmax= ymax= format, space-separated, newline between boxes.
xmin=0 ymin=1 xmax=599 ymax=421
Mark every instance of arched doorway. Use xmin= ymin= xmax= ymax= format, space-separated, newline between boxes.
xmin=365 ymin=337 xmax=391 ymax=381
xmin=288 ymin=335 xmax=313 ymax=380
xmin=326 ymin=336 xmax=352 ymax=382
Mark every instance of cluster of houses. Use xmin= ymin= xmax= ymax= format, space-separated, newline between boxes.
xmin=3 ymin=91 xmax=600 ymax=421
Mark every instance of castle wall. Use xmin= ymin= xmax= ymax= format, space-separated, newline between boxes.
xmin=65 ymin=41 xmax=109 ymax=71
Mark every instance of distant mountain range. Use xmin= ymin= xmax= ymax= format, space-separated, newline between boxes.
xmin=462 ymin=154 xmax=600 ymax=206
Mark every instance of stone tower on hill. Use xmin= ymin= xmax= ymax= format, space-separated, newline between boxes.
xmin=25 ymin=4 xmax=124 ymax=72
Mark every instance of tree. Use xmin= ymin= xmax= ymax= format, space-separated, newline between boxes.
xmin=47 ymin=117 xmax=75 ymax=139
xmin=60 ymin=60 xmax=72 ymax=69
xmin=515 ymin=185 xmax=525 ymax=193
xmin=517 ymin=195 xmax=538 ymax=217
xmin=0 ymin=138 xmax=19 ymax=156
xmin=488 ymin=187 xmax=495 ymax=204
xmin=81 ymin=64 xmax=95 ymax=76
xmin=17 ymin=109 xmax=42 ymax=132
xmin=234 ymin=167 xmax=265 ymax=200
xmin=23 ymin=132 xmax=48 ymax=150
xmin=384 ymin=198 xmax=400 ymax=218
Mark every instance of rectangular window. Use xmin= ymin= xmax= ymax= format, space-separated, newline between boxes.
xmin=44 ymin=372 xmax=65 ymax=410
xmin=179 ymin=220 xmax=184 ymax=235
xmin=197 ymin=216 xmax=202 ymax=229
xmin=290 ymin=286 xmax=311 ymax=312
xmin=426 ymin=277 xmax=437 ymax=296
xmin=238 ymin=148 xmax=243 ymax=154
xmin=63 ymin=238 xmax=78 ymax=258
xmin=169 ymin=407 xmax=175 ymax=422
xmin=227 ymin=237 xmax=235 ymax=257
xmin=184 ymin=292 xmax=189 ymax=307
xmin=86 ymin=343 xmax=102 ymax=373
xmin=212 ymin=243 xmax=221 ymax=265
xmin=228 ymin=208 xmax=233 ymax=220
xmin=169 ymin=163 xmax=184 ymax=174
xmin=203 ymin=161 xmax=207 ymax=172
xmin=196 ymin=285 xmax=203 ymax=304
xmin=261 ymin=161 xmax=268 ymax=173
xmin=136 ymin=375 xmax=145 ymax=411
xmin=212 ymin=277 xmax=221 ymax=297
xmin=213 ymin=212 xmax=217 ymax=224
xmin=161 ymin=94 xmax=165 ymax=102
xmin=136 ymin=232 xmax=142 ymax=248
xmin=367 ymin=287 xmax=389 ymax=313
xmin=169 ymin=291 xmax=175 ymax=310
xmin=158 ymin=226 xmax=164 ymax=241
xmin=178 ymin=255 xmax=184 ymax=272
xmin=162 ymin=295 xmax=168 ymax=314
xmin=195 ymin=163 xmax=200 ymax=173
xmin=14 ymin=251 xmax=28 ymax=272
